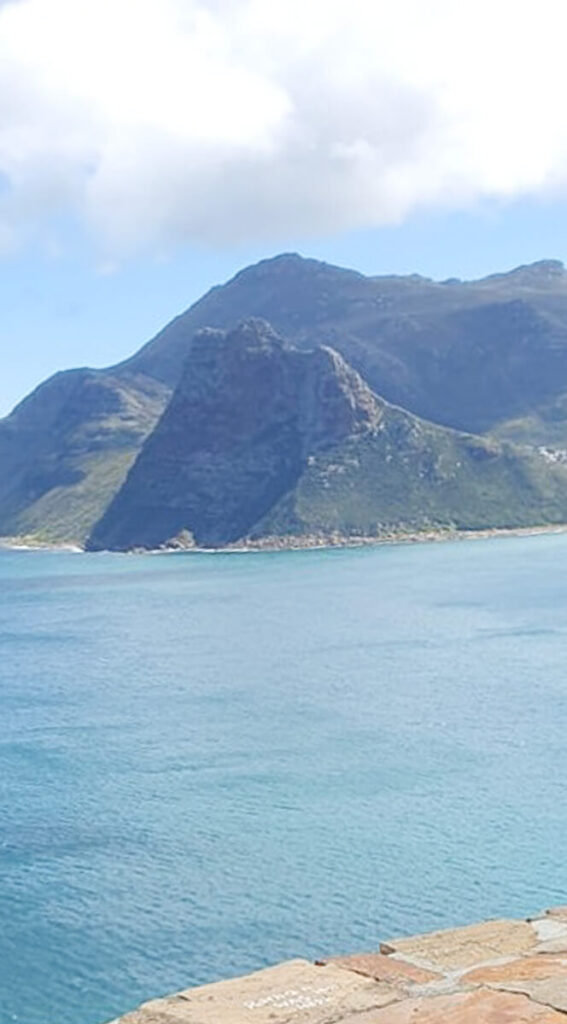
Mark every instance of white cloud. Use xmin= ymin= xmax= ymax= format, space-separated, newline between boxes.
xmin=0 ymin=0 xmax=567 ymax=254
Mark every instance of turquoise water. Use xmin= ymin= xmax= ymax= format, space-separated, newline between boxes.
xmin=1 ymin=536 xmax=567 ymax=1024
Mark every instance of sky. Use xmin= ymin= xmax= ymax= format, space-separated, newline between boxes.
xmin=3 ymin=0 xmax=567 ymax=414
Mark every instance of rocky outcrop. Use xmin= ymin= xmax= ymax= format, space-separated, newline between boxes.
xmin=88 ymin=319 xmax=567 ymax=552
xmin=87 ymin=319 xmax=384 ymax=550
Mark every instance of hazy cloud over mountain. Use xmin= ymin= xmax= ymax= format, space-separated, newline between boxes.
xmin=1 ymin=0 xmax=567 ymax=255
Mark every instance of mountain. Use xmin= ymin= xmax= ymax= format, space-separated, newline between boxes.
xmin=121 ymin=254 xmax=567 ymax=441
xmin=88 ymin=320 xmax=567 ymax=551
xmin=5 ymin=253 xmax=567 ymax=545
xmin=0 ymin=368 xmax=169 ymax=542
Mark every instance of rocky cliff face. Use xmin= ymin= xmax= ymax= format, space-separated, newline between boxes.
xmin=88 ymin=319 xmax=567 ymax=551
xmin=87 ymin=320 xmax=383 ymax=549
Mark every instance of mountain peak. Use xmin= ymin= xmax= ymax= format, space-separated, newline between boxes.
xmin=481 ymin=259 xmax=566 ymax=287
xmin=230 ymin=251 xmax=365 ymax=285
xmin=522 ymin=258 xmax=565 ymax=276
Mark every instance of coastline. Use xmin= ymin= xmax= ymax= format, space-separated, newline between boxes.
xmin=0 ymin=537 xmax=83 ymax=552
xmin=221 ymin=522 xmax=567 ymax=553
xmin=3 ymin=522 xmax=567 ymax=555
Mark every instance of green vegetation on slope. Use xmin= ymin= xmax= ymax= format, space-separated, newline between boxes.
xmin=256 ymin=411 xmax=567 ymax=541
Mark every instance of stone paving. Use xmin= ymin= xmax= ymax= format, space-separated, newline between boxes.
xmin=109 ymin=907 xmax=567 ymax=1023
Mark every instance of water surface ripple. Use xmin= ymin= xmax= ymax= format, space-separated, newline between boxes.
xmin=1 ymin=536 xmax=567 ymax=1024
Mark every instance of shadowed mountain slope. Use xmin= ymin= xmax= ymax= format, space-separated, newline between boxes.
xmin=0 ymin=369 xmax=169 ymax=542
xmin=88 ymin=320 xmax=567 ymax=551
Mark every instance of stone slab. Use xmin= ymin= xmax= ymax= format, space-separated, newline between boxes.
xmin=106 ymin=910 xmax=567 ymax=1024
xmin=531 ymin=918 xmax=567 ymax=944
xmin=109 ymin=959 xmax=401 ymax=1024
xmin=515 ymin=976 xmax=567 ymax=1013
xmin=535 ymin=939 xmax=567 ymax=954
xmin=545 ymin=906 xmax=567 ymax=920
xmin=369 ymin=988 xmax=567 ymax=1022
xmin=318 ymin=952 xmax=440 ymax=987
xmin=462 ymin=955 xmax=567 ymax=987
xmin=380 ymin=919 xmax=537 ymax=970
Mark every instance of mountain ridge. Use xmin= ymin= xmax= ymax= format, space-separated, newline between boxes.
xmin=115 ymin=252 xmax=567 ymax=440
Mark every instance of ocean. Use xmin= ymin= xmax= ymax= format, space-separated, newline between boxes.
xmin=1 ymin=535 xmax=567 ymax=1024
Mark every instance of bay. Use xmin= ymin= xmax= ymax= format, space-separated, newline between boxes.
xmin=1 ymin=535 xmax=567 ymax=1024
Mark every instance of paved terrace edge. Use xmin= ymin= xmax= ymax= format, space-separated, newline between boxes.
xmin=105 ymin=906 xmax=567 ymax=1023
